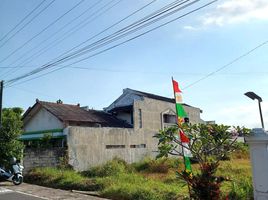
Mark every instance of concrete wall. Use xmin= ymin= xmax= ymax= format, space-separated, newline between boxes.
xmin=24 ymin=108 xmax=63 ymax=132
xmin=23 ymin=147 xmax=66 ymax=173
xmin=133 ymin=97 xmax=203 ymax=130
xmin=67 ymin=126 xmax=158 ymax=171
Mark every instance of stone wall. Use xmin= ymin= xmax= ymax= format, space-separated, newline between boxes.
xmin=23 ymin=147 xmax=67 ymax=173
xmin=67 ymin=126 xmax=159 ymax=171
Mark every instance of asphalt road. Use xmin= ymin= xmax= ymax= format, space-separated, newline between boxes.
xmin=0 ymin=187 xmax=45 ymax=200
xmin=0 ymin=182 xmax=109 ymax=200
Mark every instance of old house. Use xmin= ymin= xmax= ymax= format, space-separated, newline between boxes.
xmin=21 ymin=88 xmax=205 ymax=171
xmin=105 ymin=88 xmax=204 ymax=130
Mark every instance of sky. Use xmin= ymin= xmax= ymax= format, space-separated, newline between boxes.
xmin=0 ymin=0 xmax=268 ymax=128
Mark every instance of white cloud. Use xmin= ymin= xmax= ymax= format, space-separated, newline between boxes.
xmin=211 ymin=102 xmax=268 ymax=129
xmin=184 ymin=0 xmax=268 ymax=29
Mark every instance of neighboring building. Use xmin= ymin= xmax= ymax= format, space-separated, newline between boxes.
xmin=105 ymin=88 xmax=204 ymax=130
xmin=21 ymin=88 xmax=205 ymax=171
xmin=22 ymin=99 xmax=131 ymax=141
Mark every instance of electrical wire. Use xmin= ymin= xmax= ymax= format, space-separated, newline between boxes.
xmin=0 ymin=0 xmax=47 ymax=43
xmin=0 ymin=0 xmax=85 ymax=65
xmin=0 ymin=0 xmax=111 ymax=79
xmin=1 ymin=0 xmax=156 ymax=79
xmin=182 ymin=40 xmax=268 ymax=90
xmin=6 ymin=0 xmax=217 ymax=87
xmin=5 ymin=0 xmax=192 ymax=83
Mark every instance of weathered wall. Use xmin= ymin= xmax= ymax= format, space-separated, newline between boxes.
xmin=24 ymin=108 xmax=63 ymax=132
xmin=23 ymin=148 xmax=66 ymax=173
xmin=133 ymin=97 xmax=203 ymax=130
xmin=67 ymin=126 xmax=158 ymax=171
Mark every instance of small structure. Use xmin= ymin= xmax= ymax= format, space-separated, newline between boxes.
xmin=21 ymin=99 xmax=131 ymax=171
xmin=246 ymin=128 xmax=268 ymax=200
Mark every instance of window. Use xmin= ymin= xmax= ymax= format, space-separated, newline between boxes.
xmin=163 ymin=114 xmax=177 ymax=124
xmin=161 ymin=109 xmax=177 ymax=129
xmin=130 ymin=144 xmax=146 ymax=148
xmin=106 ymin=145 xmax=125 ymax=149
xmin=138 ymin=109 xmax=142 ymax=128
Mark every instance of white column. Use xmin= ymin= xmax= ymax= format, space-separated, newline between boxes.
xmin=246 ymin=128 xmax=268 ymax=200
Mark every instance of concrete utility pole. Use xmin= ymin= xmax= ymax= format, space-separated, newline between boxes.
xmin=0 ymin=81 xmax=3 ymax=128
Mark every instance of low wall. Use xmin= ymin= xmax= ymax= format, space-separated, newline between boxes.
xmin=23 ymin=147 xmax=66 ymax=173
xmin=67 ymin=127 xmax=159 ymax=171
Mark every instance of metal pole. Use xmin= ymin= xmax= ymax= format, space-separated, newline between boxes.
xmin=258 ymin=100 xmax=264 ymax=129
xmin=0 ymin=81 xmax=3 ymax=128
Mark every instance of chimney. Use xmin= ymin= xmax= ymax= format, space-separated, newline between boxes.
xmin=56 ymin=99 xmax=63 ymax=104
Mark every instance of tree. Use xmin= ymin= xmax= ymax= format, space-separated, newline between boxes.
xmin=0 ymin=107 xmax=24 ymax=167
xmin=155 ymin=123 xmax=250 ymax=199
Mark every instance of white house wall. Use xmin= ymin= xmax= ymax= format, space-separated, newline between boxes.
xmin=24 ymin=108 xmax=63 ymax=132
xmin=67 ymin=126 xmax=158 ymax=171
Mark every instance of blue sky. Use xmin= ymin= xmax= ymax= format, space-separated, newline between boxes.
xmin=0 ymin=0 xmax=268 ymax=128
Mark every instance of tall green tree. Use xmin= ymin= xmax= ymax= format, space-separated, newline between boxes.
xmin=0 ymin=107 xmax=24 ymax=167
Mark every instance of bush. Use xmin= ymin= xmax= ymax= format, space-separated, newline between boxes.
xmin=132 ymin=158 xmax=179 ymax=173
xmin=25 ymin=167 xmax=99 ymax=191
xmin=82 ymin=157 xmax=132 ymax=177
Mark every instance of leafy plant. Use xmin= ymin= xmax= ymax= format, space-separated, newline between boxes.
xmin=0 ymin=107 xmax=24 ymax=167
xmin=155 ymin=123 xmax=250 ymax=199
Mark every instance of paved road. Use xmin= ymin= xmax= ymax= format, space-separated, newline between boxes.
xmin=0 ymin=182 xmax=109 ymax=200
xmin=0 ymin=187 xmax=45 ymax=200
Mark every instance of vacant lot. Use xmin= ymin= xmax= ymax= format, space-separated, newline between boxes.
xmin=25 ymin=151 xmax=253 ymax=200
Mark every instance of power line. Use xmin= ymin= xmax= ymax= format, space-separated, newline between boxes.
xmin=182 ymin=40 xmax=268 ymax=90
xmin=0 ymin=0 xmax=47 ymax=43
xmin=0 ymin=0 xmax=108 ymax=79
xmin=0 ymin=0 xmax=85 ymax=65
xmin=7 ymin=0 xmax=193 ymax=83
xmin=6 ymin=0 xmax=217 ymax=87
xmin=0 ymin=0 xmax=55 ymax=49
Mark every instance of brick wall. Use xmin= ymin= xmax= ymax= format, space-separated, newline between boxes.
xmin=23 ymin=147 xmax=67 ymax=173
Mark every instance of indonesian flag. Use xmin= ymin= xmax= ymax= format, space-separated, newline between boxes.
xmin=172 ymin=79 xmax=192 ymax=172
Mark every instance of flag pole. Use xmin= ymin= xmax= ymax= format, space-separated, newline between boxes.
xmin=171 ymin=77 xmax=191 ymax=198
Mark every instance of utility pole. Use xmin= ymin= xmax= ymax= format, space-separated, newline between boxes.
xmin=0 ymin=81 xmax=3 ymax=128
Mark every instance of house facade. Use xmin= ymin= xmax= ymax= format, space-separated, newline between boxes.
xmin=21 ymin=88 xmax=205 ymax=171
xmin=105 ymin=88 xmax=204 ymax=130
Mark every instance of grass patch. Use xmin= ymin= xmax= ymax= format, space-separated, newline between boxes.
xmin=25 ymin=167 xmax=99 ymax=191
xmin=96 ymin=173 xmax=187 ymax=200
xmin=25 ymin=156 xmax=253 ymax=200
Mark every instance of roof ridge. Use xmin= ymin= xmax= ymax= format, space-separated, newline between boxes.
xmin=125 ymin=88 xmax=174 ymax=100
xmin=38 ymin=100 xmax=80 ymax=107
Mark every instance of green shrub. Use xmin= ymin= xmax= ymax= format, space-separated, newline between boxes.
xmin=25 ymin=167 xmax=99 ymax=191
xmin=133 ymin=157 xmax=179 ymax=173
xmin=82 ymin=157 xmax=132 ymax=177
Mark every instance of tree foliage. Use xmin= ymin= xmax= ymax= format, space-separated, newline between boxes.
xmin=155 ymin=123 xmax=250 ymax=199
xmin=0 ymin=107 xmax=24 ymax=167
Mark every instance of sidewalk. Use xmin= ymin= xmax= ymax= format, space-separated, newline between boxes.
xmin=0 ymin=182 xmax=109 ymax=200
